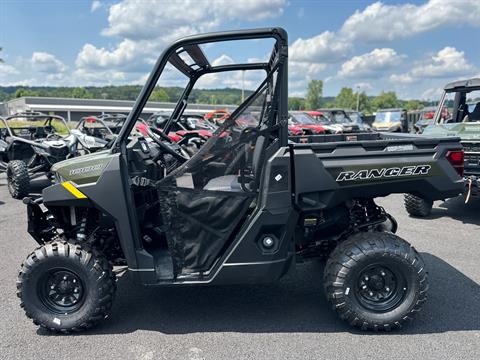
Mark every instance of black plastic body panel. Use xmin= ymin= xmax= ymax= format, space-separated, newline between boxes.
xmin=291 ymin=135 xmax=464 ymax=209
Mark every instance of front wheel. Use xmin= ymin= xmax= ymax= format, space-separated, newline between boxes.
xmin=17 ymin=241 xmax=116 ymax=333
xmin=7 ymin=160 xmax=30 ymax=199
xmin=324 ymin=232 xmax=428 ymax=331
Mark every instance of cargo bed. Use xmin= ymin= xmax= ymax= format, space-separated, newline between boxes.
xmin=289 ymin=132 xmax=465 ymax=210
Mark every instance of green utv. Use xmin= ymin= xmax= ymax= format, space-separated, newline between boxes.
xmin=18 ymin=28 xmax=464 ymax=333
xmin=404 ymin=78 xmax=480 ymax=217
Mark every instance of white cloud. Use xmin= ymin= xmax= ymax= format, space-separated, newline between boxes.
xmin=354 ymin=82 xmax=373 ymax=91
xmin=389 ymin=73 xmax=415 ymax=84
xmin=76 ymin=41 xmax=136 ymax=69
xmin=290 ymin=61 xmax=326 ymax=78
xmin=340 ymin=0 xmax=480 ymax=43
xmin=91 ymin=0 xmax=101 ymax=12
xmin=410 ymin=47 xmax=475 ymax=78
xmin=338 ymin=48 xmax=404 ymax=78
xmin=74 ymin=0 xmax=286 ymax=80
xmin=195 ymin=55 xmax=265 ymax=89
xmin=0 ymin=63 xmax=19 ymax=77
xmin=287 ymin=61 xmax=326 ymax=95
xmin=420 ymin=86 xmax=444 ymax=100
xmin=211 ymin=54 xmax=234 ymax=67
xmin=31 ymin=52 xmax=67 ymax=73
xmin=102 ymin=0 xmax=285 ymax=40
xmin=389 ymin=47 xmax=476 ymax=86
xmin=290 ymin=31 xmax=351 ymax=63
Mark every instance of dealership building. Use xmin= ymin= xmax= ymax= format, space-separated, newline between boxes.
xmin=1 ymin=97 xmax=236 ymax=121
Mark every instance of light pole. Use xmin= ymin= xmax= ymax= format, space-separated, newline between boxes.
xmin=241 ymin=70 xmax=245 ymax=103
xmin=356 ymin=85 xmax=360 ymax=112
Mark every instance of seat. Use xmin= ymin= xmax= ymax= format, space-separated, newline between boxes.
xmin=203 ymin=135 xmax=266 ymax=192
xmin=467 ymin=103 xmax=480 ymax=122
xmin=35 ymin=127 xmax=46 ymax=139
xmin=203 ymin=174 xmax=242 ymax=191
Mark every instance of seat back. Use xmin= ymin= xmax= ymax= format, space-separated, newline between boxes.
xmin=249 ymin=135 xmax=266 ymax=190
xmin=470 ymin=103 xmax=480 ymax=121
xmin=35 ymin=127 xmax=46 ymax=139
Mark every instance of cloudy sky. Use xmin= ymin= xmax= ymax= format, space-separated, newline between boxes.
xmin=1 ymin=0 xmax=479 ymax=100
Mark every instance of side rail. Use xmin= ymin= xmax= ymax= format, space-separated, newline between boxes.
xmin=289 ymin=132 xmax=380 ymax=144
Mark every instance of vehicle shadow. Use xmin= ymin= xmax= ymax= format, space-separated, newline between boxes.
xmin=37 ymin=252 xmax=479 ymax=336
xmin=412 ymin=196 xmax=480 ymax=226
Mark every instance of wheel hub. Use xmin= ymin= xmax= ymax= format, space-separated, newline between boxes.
xmin=42 ymin=270 xmax=84 ymax=311
xmin=356 ymin=265 xmax=405 ymax=312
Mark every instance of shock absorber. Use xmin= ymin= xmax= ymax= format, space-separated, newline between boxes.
xmin=77 ymin=215 xmax=87 ymax=243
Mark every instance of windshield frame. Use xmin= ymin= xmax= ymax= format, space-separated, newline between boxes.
xmin=375 ymin=111 xmax=403 ymax=123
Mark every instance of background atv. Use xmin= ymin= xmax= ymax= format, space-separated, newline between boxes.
xmin=17 ymin=28 xmax=464 ymax=334
xmin=405 ymin=78 xmax=480 ymax=217
xmin=372 ymin=108 xmax=408 ymax=133
xmin=317 ymin=108 xmax=362 ymax=133
xmin=0 ymin=112 xmax=73 ymax=199
xmin=148 ymin=111 xmax=213 ymax=154
xmin=288 ymin=111 xmax=325 ymax=134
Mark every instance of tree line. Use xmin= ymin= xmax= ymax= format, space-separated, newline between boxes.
xmin=289 ymin=80 xmax=432 ymax=114
xmin=1 ymin=81 xmax=433 ymax=115
xmin=0 ymin=85 xmax=255 ymax=106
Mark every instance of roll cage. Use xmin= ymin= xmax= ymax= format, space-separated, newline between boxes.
xmin=76 ymin=113 xmax=128 ymax=138
xmin=435 ymin=78 xmax=480 ymax=124
xmin=1 ymin=112 xmax=70 ymax=139
xmin=113 ymin=27 xmax=289 ymax=150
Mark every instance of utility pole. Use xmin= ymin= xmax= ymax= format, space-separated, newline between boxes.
xmin=356 ymin=86 xmax=360 ymax=111
xmin=241 ymin=70 xmax=245 ymax=103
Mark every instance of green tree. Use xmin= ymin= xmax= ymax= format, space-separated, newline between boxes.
xmin=288 ymin=97 xmax=305 ymax=110
xmin=334 ymin=87 xmax=372 ymax=113
xmin=335 ymin=87 xmax=356 ymax=109
xmin=14 ymin=88 xmax=39 ymax=98
xmin=372 ymin=91 xmax=398 ymax=111
xmin=0 ymin=47 xmax=4 ymax=63
xmin=150 ymin=87 xmax=170 ymax=102
xmin=404 ymin=100 xmax=424 ymax=111
xmin=71 ymin=87 xmax=93 ymax=99
xmin=305 ymin=80 xmax=323 ymax=110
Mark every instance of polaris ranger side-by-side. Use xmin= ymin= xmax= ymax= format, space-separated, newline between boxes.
xmin=17 ymin=28 xmax=464 ymax=333
xmin=404 ymin=78 xmax=480 ymax=217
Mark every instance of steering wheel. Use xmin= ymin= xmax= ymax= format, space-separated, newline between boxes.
xmin=146 ymin=126 xmax=190 ymax=163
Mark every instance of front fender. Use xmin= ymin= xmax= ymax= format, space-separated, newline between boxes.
xmin=23 ymin=198 xmax=56 ymax=245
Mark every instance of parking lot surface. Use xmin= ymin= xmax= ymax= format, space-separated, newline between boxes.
xmin=0 ymin=174 xmax=479 ymax=360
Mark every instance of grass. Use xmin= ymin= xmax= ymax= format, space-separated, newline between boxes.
xmin=1 ymin=120 xmax=72 ymax=136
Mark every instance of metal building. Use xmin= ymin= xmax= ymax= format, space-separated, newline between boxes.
xmin=2 ymin=97 xmax=236 ymax=121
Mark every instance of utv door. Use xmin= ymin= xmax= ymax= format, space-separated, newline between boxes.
xmin=156 ymin=93 xmax=283 ymax=280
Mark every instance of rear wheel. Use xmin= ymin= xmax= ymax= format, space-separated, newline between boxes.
xmin=17 ymin=240 xmax=116 ymax=333
xmin=7 ymin=160 xmax=30 ymax=199
xmin=324 ymin=232 xmax=428 ymax=331
xmin=404 ymin=194 xmax=433 ymax=217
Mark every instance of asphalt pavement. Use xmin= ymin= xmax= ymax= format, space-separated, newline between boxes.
xmin=0 ymin=174 xmax=479 ymax=360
